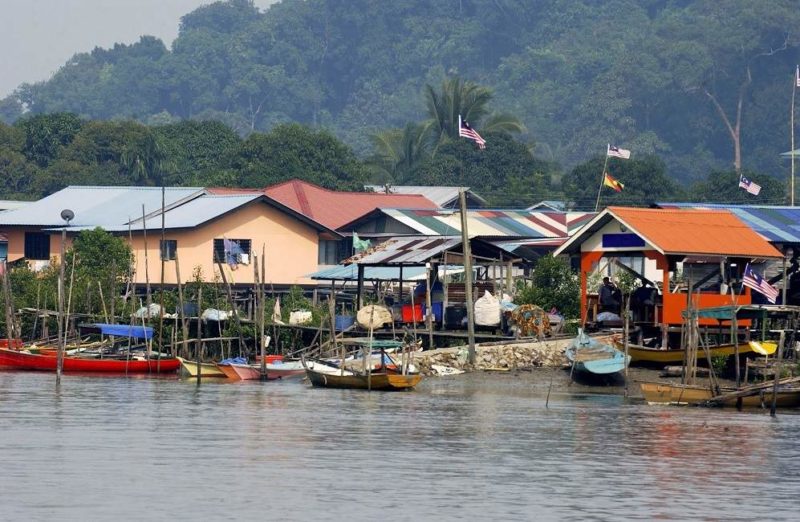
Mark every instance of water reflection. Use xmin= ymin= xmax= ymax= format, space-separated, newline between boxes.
xmin=0 ymin=371 xmax=798 ymax=520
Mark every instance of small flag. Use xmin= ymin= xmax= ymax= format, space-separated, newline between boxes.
xmin=738 ymin=175 xmax=761 ymax=196
xmin=459 ymin=115 xmax=486 ymax=149
xmin=603 ymin=172 xmax=624 ymax=192
xmin=607 ymin=144 xmax=631 ymax=159
xmin=742 ymin=263 xmax=779 ymax=303
xmin=352 ymin=232 xmax=371 ymax=253
xmin=796 ymin=65 xmax=800 ymax=88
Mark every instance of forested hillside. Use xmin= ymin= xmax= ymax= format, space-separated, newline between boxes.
xmin=1 ymin=0 xmax=800 ymax=207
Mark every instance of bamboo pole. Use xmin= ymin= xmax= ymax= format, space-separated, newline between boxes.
xmin=174 ymin=249 xmax=189 ymax=358
xmin=425 ymin=262 xmax=434 ymax=350
xmin=56 ymin=227 xmax=67 ymax=385
xmin=196 ymin=287 xmax=203 ymax=385
xmin=770 ymin=330 xmax=786 ymax=416
xmin=459 ymin=189 xmax=476 ymax=364
xmin=142 ymin=204 xmax=152 ymax=319
xmin=158 ymin=186 xmax=166 ymax=365
xmin=216 ymin=262 xmax=245 ymax=359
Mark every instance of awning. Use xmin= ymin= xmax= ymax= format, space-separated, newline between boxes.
xmin=86 ymin=323 xmax=154 ymax=339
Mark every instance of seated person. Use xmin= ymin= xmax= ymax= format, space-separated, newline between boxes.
xmin=598 ymin=277 xmax=620 ymax=312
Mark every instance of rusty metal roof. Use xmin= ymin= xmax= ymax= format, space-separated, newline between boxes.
xmin=344 ymin=236 xmax=464 ymax=265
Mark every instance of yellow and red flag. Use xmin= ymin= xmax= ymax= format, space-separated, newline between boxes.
xmin=603 ymin=172 xmax=624 ymax=192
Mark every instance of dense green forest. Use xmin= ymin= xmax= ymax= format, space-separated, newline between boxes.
xmin=2 ymin=0 xmax=800 ymax=208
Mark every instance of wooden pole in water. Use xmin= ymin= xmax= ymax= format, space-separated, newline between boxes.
xmin=459 ymin=189 xmax=476 ymax=364
xmin=142 ymin=204 xmax=152 ymax=322
xmin=196 ymin=287 xmax=202 ymax=384
xmin=56 ymin=227 xmax=67 ymax=385
xmin=425 ymin=262 xmax=434 ymax=350
xmin=158 ymin=186 xmax=166 ymax=362
xmin=770 ymin=330 xmax=786 ymax=417
xmin=216 ymin=262 xmax=245 ymax=358
xmin=174 ymin=249 xmax=189 ymax=358
xmin=255 ymin=255 xmax=267 ymax=380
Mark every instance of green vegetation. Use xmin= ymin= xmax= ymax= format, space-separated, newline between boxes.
xmin=515 ymin=255 xmax=580 ymax=319
xmin=1 ymin=1 xmax=799 ymax=208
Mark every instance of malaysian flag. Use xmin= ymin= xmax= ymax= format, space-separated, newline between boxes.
xmin=459 ymin=115 xmax=486 ymax=149
xmin=607 ymin=144 xmax=631 ymax=159
xmin=742 ymin=263 xmax=779 ymax=303
xmin=738 ymin=175 xmax=761 ymax=196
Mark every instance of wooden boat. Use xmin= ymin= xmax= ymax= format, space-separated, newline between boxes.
xmin=305 ymin=367 xmax=422 ymax=390
xmin=218 ymin=360 xmax=306 ymax=381
xmin=177 ymin=356 xmax=227 ymax=378
xmin=612 ymin=339 xmax=755 ymax=365
xmin=0 ymin=347 xmax=179 ymax=374
xmin=640 ymin=381 xmax=800 ymax=408
xmin=566 ymin=329 xmax=630 ymax=375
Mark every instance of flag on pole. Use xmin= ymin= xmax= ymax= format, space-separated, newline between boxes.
xmin=459 ymin=115 xmax=486 ymax=149
xmin=607 ymin=144 xmax=631 ymax=159
xmin=738 ymin=175 xmax=761 ymax=196
xmin=796 ymin=65 xmax=800 ymax=88
xmin=352 ymin=232 xmax=371 ymax=253
xmin=603 ymin=172 xmax=624 ymax=192
xmin=742 ymin=263 xmax=779 ymax=303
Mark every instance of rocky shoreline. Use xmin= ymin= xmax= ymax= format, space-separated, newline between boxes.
xmin=412 ymin=338 xmax=571 ymax=375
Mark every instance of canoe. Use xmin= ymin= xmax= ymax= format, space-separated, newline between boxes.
xmin=305 ymin=367 xmax=422 ymax=390
xmin=177 ymin=357 xmax=227 ymax=378
xmin=0 ymin=347 xmax=179 ymax=374
xmin=613 ymin=339 xmax=755 ymax=365
xmin=566 ymin=329 xmax=630 ymax=375
xmin=215 ymin=360 xmax=306 ymax=381
xmin=639 ymin=381 xmax=800 ymax=408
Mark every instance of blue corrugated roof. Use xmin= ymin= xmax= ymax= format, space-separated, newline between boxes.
xmin=656 ymin=203 xmax=800 ymax=243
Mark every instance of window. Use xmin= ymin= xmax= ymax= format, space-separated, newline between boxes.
xmin=160 ymin=239 xmax=177 ymax=261
xmin=318 ymin=239 xmax=347 ymax=265
xmin=24 ymin=232 xmax=50 ymax=260
xmin=213 ymin=239 xmax=251 ymax=263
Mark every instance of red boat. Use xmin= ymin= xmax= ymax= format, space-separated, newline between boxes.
xmin=0 ymin=348 xmax=180 ymax=374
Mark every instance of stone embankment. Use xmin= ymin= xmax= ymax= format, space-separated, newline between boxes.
xmin=412 ymin=338 xmax=571 ymax=375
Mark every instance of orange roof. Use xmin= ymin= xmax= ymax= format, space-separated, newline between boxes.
xmin=608 ymin=207 xmax=782 ymax=258
xmin=255 ymin=179 xmax=439 ymax=230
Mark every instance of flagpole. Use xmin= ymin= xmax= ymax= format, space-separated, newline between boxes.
xmin=594 ymin=146 xmax=611 ymax=212
xmin=792 ymin=65 xmax=797 ymax=206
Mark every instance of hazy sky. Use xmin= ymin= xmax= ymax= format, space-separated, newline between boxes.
xmin=0 ymin=0 xmax=276 ymax=97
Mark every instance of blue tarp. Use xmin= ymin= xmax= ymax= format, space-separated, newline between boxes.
xmin=92 ymin=323 xmax=154 ymax=340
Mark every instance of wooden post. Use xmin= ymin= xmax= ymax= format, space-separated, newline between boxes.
xmin=425 ymin=262 xmax=434 ymax=350
xmin=142 ymin=204 xmax=152 ymax=318
xmin=459 ymin=189 xmax=476 ymax=364
xmin=174 ymin=249 xmax=189 ymax=358
xmin=356 ymin=264 xmax=365 ymax=309
xmin=216 ymin=262 xmax=245 ymax=358
xmin=3 ymin=261 xmax=16 ymax=344
xmin=56 ymin=227 xmax=67 ymax=385
xmin=196 ymin=287 xmax=203 ymax=384
xmin=158 ymin=186 xmax=166 ymax=360
xmin=770 ymin=330 xmax=786 ymax=417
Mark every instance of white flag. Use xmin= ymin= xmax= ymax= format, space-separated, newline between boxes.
xmin=607 ymin=144 xmax=631 ymax=159
xmin=796 ymin=65 xmax=800 ymax=88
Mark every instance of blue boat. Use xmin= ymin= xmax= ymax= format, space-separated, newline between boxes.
xmin=565 ymin=329 xmax=630 ymax=375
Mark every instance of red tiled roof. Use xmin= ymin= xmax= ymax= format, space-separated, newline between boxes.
xmin=211 ymin=179 xmax=438 ymax=230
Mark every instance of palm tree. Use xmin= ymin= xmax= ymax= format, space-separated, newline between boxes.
xmin=368 ymin=122 xmax=433 ymax=184
xmin=424 ymin=77 xmax=525 ymax=147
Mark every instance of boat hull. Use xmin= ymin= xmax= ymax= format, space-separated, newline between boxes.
xmin=640 ymin=382 xmax=800 ymax=408
xmin=566 ymin=332 xmax=630 ymax=375
xmin=177 ymin=357 xmax=227 ymax=378
xmin=0 ymin=348 xmax=179 ymax=374
xmin=216 ymin=361 xmax=306 ymax=380
xmin=615 ymin=341 xmax=755 ymax=365
xmin=306 ymin=368 xmax=421 ymax=390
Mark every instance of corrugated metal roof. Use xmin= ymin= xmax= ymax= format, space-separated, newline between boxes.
xmin=345 ymin=236 xmax=464 ymax=265
xmin=0 ymin=186 xmax=204 ymax=227
xmin=378 ymin=209 xmax=595 ymax=238
xmin=363 ymin=185 xmax=486 ymax=207
xmin=656 ymin=203 xmax=800 ymax=243
xmin=52 ymin=195 xmax=262 ymax=232
xmin=0 ymin=200 xmax=30 ymax=211
xmin=308 ymin=264 xmax=463 ymax=281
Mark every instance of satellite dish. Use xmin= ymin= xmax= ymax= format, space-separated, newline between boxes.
xmin=60 ymin=209 xmax=75 ymax=222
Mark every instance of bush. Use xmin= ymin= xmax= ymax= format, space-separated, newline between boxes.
xmin=515 ymin=255 xmax=580 ymax=319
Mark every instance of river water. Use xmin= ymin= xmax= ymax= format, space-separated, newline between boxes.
xmin=1 ymin=370 xmax=798 ymax=521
